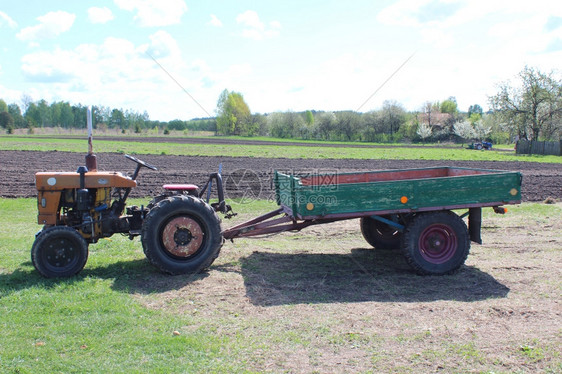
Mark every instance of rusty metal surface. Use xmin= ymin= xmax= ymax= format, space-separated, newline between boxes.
xmin=162 ymin=216 xmax=203 ymax=257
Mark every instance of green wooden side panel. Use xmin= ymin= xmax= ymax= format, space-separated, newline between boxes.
xmin=274 ymin=168 xmax=522 ymax=218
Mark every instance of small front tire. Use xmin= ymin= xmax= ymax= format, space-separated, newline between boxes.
xmin=31 ymin=226 xmax=89 ymax=278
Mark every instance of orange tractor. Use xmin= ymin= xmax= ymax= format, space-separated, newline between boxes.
xmin=32 ymin=113 xmax=231 ymax=277
xmin=33 ymin=153 xmax=231 ymax=278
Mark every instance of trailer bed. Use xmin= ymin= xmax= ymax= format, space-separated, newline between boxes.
xmin=274 ymin=167 xmax=522 ymax=219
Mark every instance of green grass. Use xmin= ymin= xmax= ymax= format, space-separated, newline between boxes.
xmin=1 ymin=135 xmax=560 ymax=163
xmin=0 ymin=199 xmax=240 ymax=373
xmin=1 ymin=198 xmax=560 ymax=372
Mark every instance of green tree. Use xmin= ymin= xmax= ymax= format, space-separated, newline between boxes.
xmin=0 ymin=111 xmax=15 ymax=132
xmin=250 ymin=113 xmax=268 ymax=136
xmin=334 ymin=111 xmax=362 ymax=141
xmin=305 ymin=110 xmax=314 ymax=126
xmin=37 ymin=99 xmax=51 ymax=127
xmin=440 ymin=97 xmax=458 ymax=114
xmin=0 ymin=99 xmax=8 ymax=113
xmin=25 ymin=102 xmax=40 ymax=127
xmin=489 ymin=66 xmax=562 ymax=141
xmin=109 ymin=109 xmax=125 ymax=129
xmin=268 ymin=111 xmax=304 ymax=138
xmin=72 ymin=104 xmax=87 ymax=129
xmin=468 ymin=104 xmax=483 ymax=117
xmin=468 ymin=112 xmax=482 ymax=124
xmin=314 ymin=111 xmax=336 ymax=140
xmin=381 ymin=100 xmax=406 ymax=135
xmin=51 ymin=102 xmax=61 ymax=126
xmin=8 ymin=104 xmax=25 ymax=128
xmin=60 ymin=102 xmax=74 ymax=128
xmin=216 ymin=89 xmax=252 ymax=136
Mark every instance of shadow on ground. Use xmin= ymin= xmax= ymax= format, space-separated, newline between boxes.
xmin=0 ymin=259 xmax=208 ymax=296
xmin=240 ymin=248 xmax=510 ymax=306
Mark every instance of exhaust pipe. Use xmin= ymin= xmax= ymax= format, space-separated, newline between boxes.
xmin=85 ymin=106 xmax=98 ymax=172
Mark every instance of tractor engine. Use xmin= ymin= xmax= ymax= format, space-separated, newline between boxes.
xmin=35 ymin=166 xmax=146 ymax=243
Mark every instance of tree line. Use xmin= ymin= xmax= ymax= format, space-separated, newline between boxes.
xmin=2 ymin=66 xmax=560 ymax=143
xmin=216 ymin=66 xmax=562 ymax=143
xmin=0 ymin=98 xmax=216 ymax=135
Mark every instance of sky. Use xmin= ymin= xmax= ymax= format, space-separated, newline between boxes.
xmin=0 ymin=0 xmax=561 ymax=121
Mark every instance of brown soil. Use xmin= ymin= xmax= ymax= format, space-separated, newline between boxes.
xmin=1 ymin=150 xmax=560 ymax=202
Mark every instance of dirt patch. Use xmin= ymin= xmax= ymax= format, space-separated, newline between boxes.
xmin=123 ymin=206 xmax=561 ymax=373
xmin=1 ymin=150 xmax=560 ymax=201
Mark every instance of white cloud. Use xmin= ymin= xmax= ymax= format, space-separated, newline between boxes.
xmin=143 ymin=30 xmax=181 ymax=59
xmin=114 ymin=0 xmax=188 ymax=27
xmin=208 ymin=14 xmax=223 ymax=27
xmin=16 ymin=11 xmax=75 ymax=42
xmin=236 ymin=10 xmax=280 ymax=40
xmin=0 ymin=11 xmax=17 ymax=28
xmin=237 ymin=10 xmax=264 ymax=30
xmin=88 ymin=7 xmax=114 ymax=24
xmin=16 ymin=35 xmax=225 ymax=120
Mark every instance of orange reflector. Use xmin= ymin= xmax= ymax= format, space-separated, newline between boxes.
xmin=400 ymin=196 xmax=408 ymax=204
xmin=306 ymin=202 xmax=314 ymax=211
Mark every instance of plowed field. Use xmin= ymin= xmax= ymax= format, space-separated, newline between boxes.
xmin=1 ymin=150 xmax=560 ymax=201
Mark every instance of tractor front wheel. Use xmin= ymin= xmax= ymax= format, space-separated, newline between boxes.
xmin=141 ymin=195 xmax=223 ymax=274
xmin=400 ymin=211 xmax=470 ymax=275
xmin=31 ymin=226 xmax=89 ymax=278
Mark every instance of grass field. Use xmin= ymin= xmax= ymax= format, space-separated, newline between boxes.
xmin=1 ymin=135 xmax=560 ymax=163
xmin=1 ymin=198 xmax=560 ymax=373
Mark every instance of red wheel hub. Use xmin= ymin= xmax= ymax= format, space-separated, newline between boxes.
xmin=162 ymin=217 xmax=204 ymax=257
xmin=418 ymin=224 xmax=457 ymax=264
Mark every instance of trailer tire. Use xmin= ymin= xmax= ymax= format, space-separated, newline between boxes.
xmin=141 ymin=195 xmax=223 ymax=275
xmin=401 ymin=211 xmax=469 ymax=275
xmin=31 ymin=226 xmax=89 ymax=278
xmin=360 ymin=215 xmax=402 ymax=249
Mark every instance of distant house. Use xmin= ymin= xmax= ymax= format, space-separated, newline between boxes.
xmin=417 ymin=112 xmax=453 ymax=129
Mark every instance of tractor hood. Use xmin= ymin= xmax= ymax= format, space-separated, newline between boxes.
xmin=36 ymin=171 xmax=137 ymax=191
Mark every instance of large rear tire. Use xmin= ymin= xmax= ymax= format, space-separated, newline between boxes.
xmin=31 ymin=226 xmax=89 ymax=278
xmin=141 ymin=195 xmax=223 ymax=275
xmin=360 ymin=215 xmax=402 ymax=249
xmin=401 ymin=211 xmax=470 ymax=275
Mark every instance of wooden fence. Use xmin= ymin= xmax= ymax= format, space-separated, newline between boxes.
xmin=516 ymin=140 xmax=562 ymax=156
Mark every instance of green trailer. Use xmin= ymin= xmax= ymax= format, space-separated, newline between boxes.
xmin=222 ymin=166 xmax=522 ymax=275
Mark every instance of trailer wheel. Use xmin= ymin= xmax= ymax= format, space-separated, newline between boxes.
xmin=360 ymin=215 xmax=402 ymax=249
xmin=141 ymin=195 xmax=223 ymax=275
xmin=401 ymin=211 xmax=469 ymax=275
xmin=31 ymin=226 xmax=89 ymax=278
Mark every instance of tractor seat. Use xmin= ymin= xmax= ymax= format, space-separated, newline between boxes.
xmin=162 ymin=184 xmax=199 ymax=192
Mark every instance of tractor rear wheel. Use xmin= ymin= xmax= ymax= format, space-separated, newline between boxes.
xmin=360 ymin=215 xmax=402 ymax=249
xmin=141 ymin=195 xmax=223 ymax=274
xmin=31 ymin=226 xmax=89 ymax=278
xmin=400 ymin=211 xmax=470 ymax=275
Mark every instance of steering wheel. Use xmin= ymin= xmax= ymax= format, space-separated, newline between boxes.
xmin=125 ymin=154 xmax=158 ymax=170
